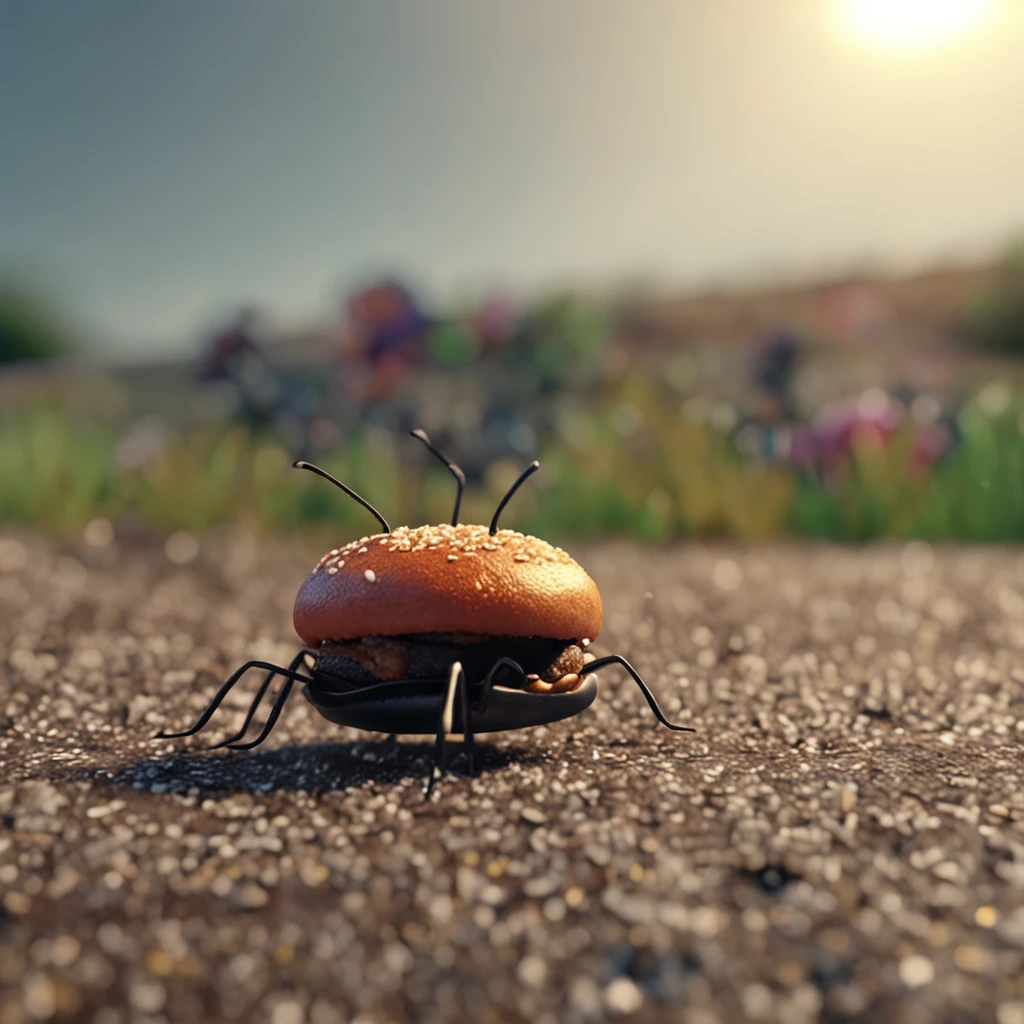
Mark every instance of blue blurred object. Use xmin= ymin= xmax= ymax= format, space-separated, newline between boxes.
xmin=197 ymin=308 xmax=319 ymax=458
xmin=752 ymin=328 xmax=802 ymax=417
xmin=346 ymin=280 xmax=432 ymax=366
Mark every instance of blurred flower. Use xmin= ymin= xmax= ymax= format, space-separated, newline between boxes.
xmin=709 ymin=403 xmax=738 ymax=434
xmin=471 ymin=293 xmax=521 ymax=350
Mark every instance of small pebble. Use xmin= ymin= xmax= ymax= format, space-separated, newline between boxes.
xmin=271 ymin=999 xmax=305 ymax=1024
xmin=604 ymin=977 xmax=644 ymax=1014
xmin=164 ymin=532 xmax=199 ymax=565
xmin=976 ymin=906 xmax=999 ymax=928
xmin=899 ymin=955 xmax=935 ymax=988
xmin=517 ymin=955 xmax=547 ymax=988
xmin=998 ymin=1002 xmax=1024 ymax=1024
xmin=235 ymin=884 xmax=270 ymax=910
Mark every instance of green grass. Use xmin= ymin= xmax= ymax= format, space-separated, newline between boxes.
xmin=0 ymin=409 xmax=119 ymax=532
xmin=4 ymin=393 xmax=1024 ymax=543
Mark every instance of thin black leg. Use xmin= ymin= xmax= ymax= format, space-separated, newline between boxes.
xmin=471 ymin=657 xmax=525 ymax=716
xmin=209 ymin=650 xmax=313 ymax=749
xmin=579 ymin=655 xmax=696 ymax=732
xmin=225 ymin=676 xmax=296 ymax=751
xmin=459 ymin=660 xmax=474 ymax=777
xmin=425 ymin=661 xmax=464 ymax=796
xmin=154 ymin=660 xmax=312 ymax=740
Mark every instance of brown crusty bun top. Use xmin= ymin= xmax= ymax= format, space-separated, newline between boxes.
xmin=293 ymin=524 xmax=603 ymax=648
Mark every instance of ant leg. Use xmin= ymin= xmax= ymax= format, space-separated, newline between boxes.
xmin=579 ymin=655 xmax=696 ymax=732
xmin=154 ymin=660 xmax=312 ymax=740
xmin=459 ymin=662 xmax=474 ymax=777
xmin=225 ymin=676 xmax=296 ymax=751
xmin=472 ymin=657 xmax=526 ymax=716
xmin=461 ymin=656 xmax=526 ymax=777
xmin=209 ymin=650 xmax=314 ymax=750
xmin=425 ymin=662 xmax=464 ymax=796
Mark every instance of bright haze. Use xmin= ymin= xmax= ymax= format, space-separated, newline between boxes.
xmin=3 ymin=0 xmax=1024 ymax=357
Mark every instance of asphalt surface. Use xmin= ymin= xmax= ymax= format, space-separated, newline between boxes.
xmin=2 ymin=529 xmax=1024 ymax=1024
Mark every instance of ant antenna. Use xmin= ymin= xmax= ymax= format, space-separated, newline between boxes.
xmin=489 ymin=460 xmax=539 ymax=535
xmin=293 ymin=461 xmax=391 ymax=534
xmin=410 ymin=428 xmax=466 ymax=526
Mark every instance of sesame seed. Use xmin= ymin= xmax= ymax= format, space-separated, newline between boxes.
xmin=358 ymin=547 xmax=368 ymax=554
xmin=327 ymin=567 xmax=338 ymax=575
xmin=337 ymin=560 xmax=344 ymax=568
xmin=364 ymin=570 xmax=376 ymax=583
xmin=448 ymin=555 xmax=458 ymax=562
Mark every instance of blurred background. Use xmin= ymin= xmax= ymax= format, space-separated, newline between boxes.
xmin=4 ymin=0 xmax=1024 ymax=548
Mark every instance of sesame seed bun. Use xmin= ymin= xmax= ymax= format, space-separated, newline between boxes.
xmin=293 ymin=524 xmax=603 ymax=647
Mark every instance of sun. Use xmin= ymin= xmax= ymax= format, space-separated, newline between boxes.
xmin=840 ymin=0 xmax=992 ymax=50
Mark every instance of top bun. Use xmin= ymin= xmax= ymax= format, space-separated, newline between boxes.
xmin=293 ymin=524 xmax=603 ymax=647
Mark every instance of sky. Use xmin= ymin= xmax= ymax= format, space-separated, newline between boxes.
xmin=3 ymin=0 xmax=1024 ymax=358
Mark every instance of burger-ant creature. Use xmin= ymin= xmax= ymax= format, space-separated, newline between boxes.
xmin=157 ymin=430 xmax=694 ymax=794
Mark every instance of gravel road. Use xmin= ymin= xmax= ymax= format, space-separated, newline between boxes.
xmin=2 ymin=530 xmax=1024 ymax=1024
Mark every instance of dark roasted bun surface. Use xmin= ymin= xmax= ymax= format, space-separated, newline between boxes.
xmin=293 ymin=524 xmax=603 ymax=647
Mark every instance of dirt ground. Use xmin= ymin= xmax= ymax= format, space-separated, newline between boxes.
xmin=2 ymin=530 xmax=1024 ymax=1024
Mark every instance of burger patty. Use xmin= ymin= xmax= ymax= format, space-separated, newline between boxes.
xmin=314 ymin=633 xmax=585 ymax=691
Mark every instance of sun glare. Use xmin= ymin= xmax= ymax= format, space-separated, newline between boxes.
xmin=841 ymin=0 xmax=992 ymax=50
